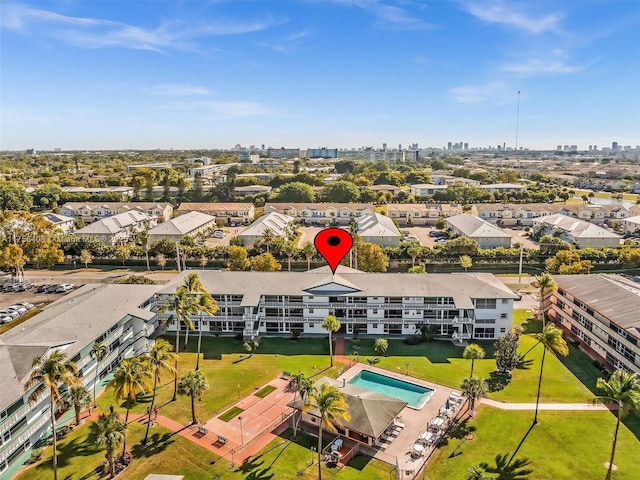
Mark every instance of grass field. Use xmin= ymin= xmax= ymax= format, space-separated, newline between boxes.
xmin=427 ymin=406 xmax=640 ymax=480
xmin=218 ymin=406 xmax=243 ymax=422
xmin=254 ymin=385 xmax=277 ymax=398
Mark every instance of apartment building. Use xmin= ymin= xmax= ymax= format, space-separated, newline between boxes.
xmin=147 ymin=211 xmax=216 ymax=242
xmin=156 ymin=267 xmax=516 ymax=341
xmin=0 ymin=285 xmax=160 ymax=474
xmin=177 ymin=203 xmax=255 ymax=225
xmin=547 ymin=275 xmax=640 ymax=374
xmin=60 ymin=186 xmax=134 ymax=200
xmin=74 ymin=211 xmax=156 ymax=245
xmin=264 ymin=203 xmax=375 ymax=226
xmin=446 ymin=214 xmax=513 ymax=249
xmin=533 ymin=214 xmax=621 ymax=248
xmin=60 ymin=202 xmax=173 ymax=223
xmin=386 ymin=204 xmax=463 ymax=226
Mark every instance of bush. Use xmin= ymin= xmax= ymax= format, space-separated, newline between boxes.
xmin=290 ymin=329 xmax=302 ymax=340
xmin=29 ymin=448 xmax=44 ymax=464
xmin=366 ymin=356 xmax=380 ymax=365
xmin=403 ymin=335 xmax=423 ymax=345
xmin=57 ymin=425 xmax=72 ymax=438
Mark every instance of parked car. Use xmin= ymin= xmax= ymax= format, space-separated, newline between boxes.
xmin=7 ymin=306 xmax=28 ymax=315
xmin=213 ymin=230 xmax=224 ymax=239
xmin=14 ymin=283 xmax=33 ymax=291
xmin=18 ymin=302 xmax=35 ymax=310
xmin=0 ymin=310 xmax=20 ymax=319
xmin=405 ymin=236 xmax=420 ymax=243
xmin=429 ymin=230 xmax=441 ymax=237
xmin=55 ymin=283 xmax=75 ymax=293
xmin=2 ymin=283 xmax=19 ymax=292
xmin=40 ymin=284 xmax=59 ymax=293
xmin=401 ymin=230 xmax=410 ymax=235
xmin=37 ymin=284 xmax=53 ymax=293
xmin=0 ymin=316 xmax=13 ymax=325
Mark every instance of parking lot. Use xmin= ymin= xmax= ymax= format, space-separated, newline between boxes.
xmin=0 ymin=280 xmax=76 ymax=325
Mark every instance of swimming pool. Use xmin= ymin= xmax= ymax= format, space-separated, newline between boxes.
xmin=348 ymin=370 xmax=434 ymax=410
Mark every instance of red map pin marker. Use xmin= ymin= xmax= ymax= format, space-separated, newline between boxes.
xmin=314 ymin=228 xmax=354 ymax=274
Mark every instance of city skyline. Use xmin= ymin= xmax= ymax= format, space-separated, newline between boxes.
xmin=1 ymin=0 xmax=639 ymax=151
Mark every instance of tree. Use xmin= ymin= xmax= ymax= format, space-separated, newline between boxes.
xmin=155 ymin=252 xmax=167 ymax=270
xmin=0 ymin=180 xmax=33 ymax=210
xmin=199 ymin=254 xmax=208 ymax=269
xmin=250 ymin=252 xmax=282 ymax=271
xmin=494 ymin=329 xmax=521 ymax=375
xmin=416 ymin=323 xmax=435 ymax=341
xmin=243 ymin=340 xmax=260 ymax=357
xmin=109 ymin=357 xmax=150 ymax=455
xmin=261 ymin=228 xmax=275 ymax=253
xmin=142 ymin=339 xmax=177 ymax=444
xmin=435 ymin=217 xmax=446 ymax=230
xmin=64 ymin=385 xmax=91 ymax=426
xmin=115 ymin=245 xmax=131 ymax=266
xmin=532 ymin=324 xmax=568 ymax=424
xmin=227 ymin=245 xmax=249 ymax=270
xmin=461 ymin=376 xmax=488 ymax=418
xmin=193 ymin=292 xmax=219 ymax=371
xmin=535 ymin=274 xmax=556 ymax=327
xmin=463 ymin=343 xmax=485 ymax=378
xmin=308 ymin=383 xmax=351 ymax=480
xmin=321 ymin=180 xmax=361 ymax=203
xmin=444 ymin=237 xmax=479 ymax=256
xmin=374 ymin=338 xmax=388 ymax=356
xmin=322 ymin=315 xmax=341 ymax=367
xmin=139 ymin=229 xmax=151 ymax=271
xmin=90 ymin=341 xmax=108 ymax=408
xmin=408 ymin=265 xmax=426 ymax=273
xmin=460 ymin=255 xmax=473 ymax=272
xmin=406 ymin=244 xmax=420 ymax=267
xmin=289 ymin=373 xmax=313 ymax=440
xmin=302 ymin=241 xmax=315 ymax=270
xmin=356 ymin=242 xmax=389 ymax=272
xmin=596 ymin=370 xmax=640 ymax=480
xmin=92 ymin=406 xmax=127 ymax=478
xmin=545 ymin=250 xmax=592 ymax=274
xmin=466 ymin=464 xmax=493 ymax=480
xmin=282 ymin=241 xmax=297 ymax=272
xmin=177 ymin=370 xmax=209 ymax=425
xmin=24 ymin=350 xmax=79 ymax=480
xmin=276 ymin=182 xmax=315 ymax=202
xmin=80 ymin=249 xmax=93 ymax=269
xmin=0 ymin=244 xmax=28 ymax=278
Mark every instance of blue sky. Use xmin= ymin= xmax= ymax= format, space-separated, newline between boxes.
xmin=1 ymin=0 xmax=639 ymax=151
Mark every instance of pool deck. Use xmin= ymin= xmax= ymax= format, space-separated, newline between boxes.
xmin=335 ymin=362 xmax=460 ymax=477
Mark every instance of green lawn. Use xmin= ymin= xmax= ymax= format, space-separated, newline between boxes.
xmin=254 ymin=385 xmax=277 ymax=398
xmin=16 ymin=423 xmax=395 ymax=480
xmin=427 ymin=406 xmax=640 ymax=480
xmin=218 ymin=406 xmax=243 ymax=422
xmin=97 ymin=336 xmax=344 ymax=426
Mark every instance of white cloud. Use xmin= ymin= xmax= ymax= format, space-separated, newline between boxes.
xmin=463 ymin=1 xmax=561 ymax=34
xmin=501 ymin=49 xmax=586 ymax=76
xmin=450 ymin=82 xmax=507 ymax=104
xmin=1 ymin=3 xmax=284 ymax=52
xmin=328 ymin=0 xmax=434 ymax=30
xmin=161 ymin=100 xmax=271 ymax=117
xmin=143 ymin=84 xmax=211 ymax=96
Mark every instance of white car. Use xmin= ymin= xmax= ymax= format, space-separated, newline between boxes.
xmin=0 ymin=310 xmax=20 ymax=319
xmin=0 ymin=315 xmax=13 ymax=325
xmin=213 ymin=230 xmax=224 ymax=239
xmin=56 ymin=283 xmax=75 ymax=293
xmin=18 ymin=302 xmax=35 ymax=310
xmin=6 ymin=306 xmax=27 ymax=315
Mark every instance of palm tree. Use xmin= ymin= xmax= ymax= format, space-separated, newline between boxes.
xmin=302 ymin=241 xmax=315 ymax=270
xmin=64 ymin=384 xmax=91 ymax=426
xmin=466 ymin=464 xmax=493 ymax=480
xmin=289 ymin=373 xmax=313 ymax=440
xmin=596 ymin=370 xmax=640 ymax=480
xmin=461 ymin=376 xmax=488 ymax=418
xmin=262 ymin=227 xmax=275 ymax=253
xmin=92 ymin=406 xmax=127 ymax=478
xmin=194 ymin=292 xmax=219 ymax=370
xmin=142 ymin=339 xmax=177 ymax=444
xmin=24 ymin=350 xmax=79 ymax=480
xmin=463 ymin=344 xmax=486 ymax=378
xmin=532 ymin=324 xmax=568 ymax=424
xmin=90 ymin=341 xmax=108 ymax=408
xmin=407 ymin=244 xmax=420 ymax=267
xmin=321 ymin=315 xmax=341 ymax=367
xmin=109 ymin=357 xmax=151 ymax=455
xmin=177 ymin=370 xmax=209 ymax=425
xmin=139 ymin=229 xmax=151 ymax=271
xmin=308 ymin=383 xmax=351 ymax=480
xmin=283 ymin=241 xmax=296 ymax=271
xmin=536 ymin=274 xmax=555 ymax=327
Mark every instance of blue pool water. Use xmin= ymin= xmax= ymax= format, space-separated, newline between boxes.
xmin=348 ymin=370 xmax=434 ymax=410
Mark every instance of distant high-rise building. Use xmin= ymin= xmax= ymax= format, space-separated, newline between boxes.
xmin=382 ymin=143 xmax=387 ymax=150
xmin=593 ymin=145 xmax=598 ymax=151
xmin=447 ymin=142 xmax=452 ymax=151
xmin=306 ymin=147 xmax=338 ymax=159
xmin=266 ymin=147 xmax=300 ymax=159
xmin=464 ymin=143 xmax=469 ymax=150
xmin=557 ymin=145 xmax=562 ymax=151
xmin=612 ymin=142 xmax=619 ymax=151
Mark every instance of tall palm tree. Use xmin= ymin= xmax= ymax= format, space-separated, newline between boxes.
xmin=181 ymin=273 xmax=206 ymax=348
xmin=24 ymin=350 xmax=79 ymax=480
xmin=302 ymin=241 xmax=315 ymax=270
xmin=177 ymin=370 xmax=209 ymax=425
xmin=283 ymin=241 xmax=296 ymax=271
xmin=532 ymin=324 xmax=568 ymax=424
xmin=142 ymin=339 xmax=177 ymax=444
xmin=407 ymin=244 xmax=420 ymax=267
xmin=321 ymin=315 xmax=341 ymax=367
xmin=92 ymin=406 xmax=127 ymax=478
xmin=463 ymin=344 xmax=486 ymax=378
xmin=64 ymin=384 xmax=91 ymax=426
xmin=308 ymin=383 xmax=351 ymax=480
xmin=290 ymin=373 xmax=313 ymax=440
xmin=262 ymin=227 xmax=275 ymax=253
xmin=461 ymin=376 xmax=488 ymax=418
xmin=194 ymin=292 xmax=219 ymax=370
xmin=596 ymin=370 xmax=640 ymax=480
xmin=109 ymin=357 xmax=151 ymax=455
xmin=90 ymin=341 xmax=108 ymax=408
xmin=536 ymin=274 xmax=555 ymax=327
xmin=162 ymin=286 xmax=197 ymax=400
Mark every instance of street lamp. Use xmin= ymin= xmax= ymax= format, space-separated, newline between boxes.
xmin=238 ymin=415 xmax=244 ymax=445
xmin=310 ymin=446 xmax=316 ymax=465
xmin=405 ymin=362 xmax=410 ymax=376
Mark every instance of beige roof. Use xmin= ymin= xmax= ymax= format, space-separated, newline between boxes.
xmin=177 ymin=202 xmax=253 ymax=212
xmin=446 ymin=214 xmax=512 ymax=238
xmin=75 ymin=211 xmax=153 ymax=235
xmin=148 ymin=211 xmax=215 ymax=236
xmin=535 ymin=214 xmax=620 ymax=239
xmin=355 ymin=213 xmax=401 ymax=238
xmin=265 ymin=202 xmax=374 ymax=212
xmin=239 ymin=212 xmax=294 ymax=238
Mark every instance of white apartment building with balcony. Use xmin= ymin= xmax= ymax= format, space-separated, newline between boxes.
xmin=155 ymin=267 xmax=516 ymax=341
xmin=0 ymin=285 xmax=160 ymax=475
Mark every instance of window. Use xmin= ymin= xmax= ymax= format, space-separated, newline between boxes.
xmin=500 ymin=328 xmax=506 ymax=333
xmin=475 ymin=299 xmax=497 ymax=309
xmin=474 ymin=327 xmax=495 ymax=339
xmin=500 ymin=313 xmax=507 ymax=319
xmin=308 ymin=308 xmax=314 ymax=314
xmin=308 ymin=323 xmax=314 ymax=328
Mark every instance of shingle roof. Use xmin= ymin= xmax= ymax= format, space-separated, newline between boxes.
xmin=148 ymin=211 xmax=215 ymax=236
xmin=75 ymin=211 xmax=153 ymax=235
xmin=355 ymin=213 xmax=401 ymax=238
xmin=239 ymin=212 xmax=294 ymax=237
xmin=446 ymin=214 xmax=512 ymax=238
xmin=536 ymin=214 xmax=620 ymax=239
